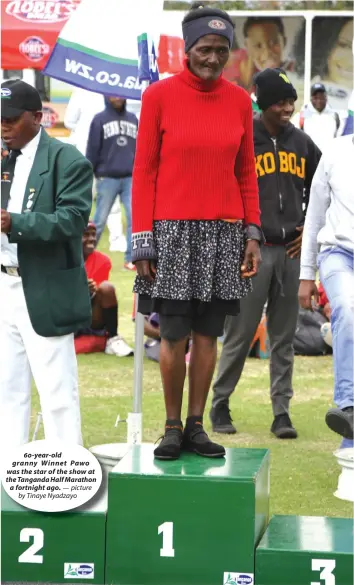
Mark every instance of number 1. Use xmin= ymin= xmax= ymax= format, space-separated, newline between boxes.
xmin=158 ymin=522 xmax=175 ymax=557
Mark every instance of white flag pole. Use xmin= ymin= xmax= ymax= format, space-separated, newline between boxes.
xmin=127 ymin=3 xmax=164 ymax=444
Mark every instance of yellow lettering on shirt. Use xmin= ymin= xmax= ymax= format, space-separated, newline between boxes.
xmin=297 ymin=157 xmax=305 ymax=179
xmin=255 ymin=154 xmax=265 ymax=177
xmin=263 ymin=152 xmax=275 ymax=174
xmin=288 ymin=153 xmax=297 ymax=174
xmin=278 ymin=151 xmax=289 ymax=173
xmin=254 ymin=152 xmax=306 ymax=179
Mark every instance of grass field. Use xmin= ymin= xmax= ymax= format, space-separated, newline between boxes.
xmin=31 ymin=230 xmax=353 ymax=520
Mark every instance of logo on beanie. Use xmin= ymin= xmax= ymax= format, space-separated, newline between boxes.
xmin=279 ymin=73 xmax=291 ymax=84
xmin=208 ymin=19 xmax=226 ymax=30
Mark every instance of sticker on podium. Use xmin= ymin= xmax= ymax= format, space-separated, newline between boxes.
xmin=223 ymin=572 xmax=254 ymax=585
xmin=1 ymin=440 xmax=102 ymax=512
xmin=64 ymin=562 xmax=95 ymax=579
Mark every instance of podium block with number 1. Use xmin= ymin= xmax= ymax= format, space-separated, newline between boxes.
xmin=105 ymin=444 xmax=270 ymax=585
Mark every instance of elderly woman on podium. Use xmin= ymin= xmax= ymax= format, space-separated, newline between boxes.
xmin=131 ymin=3 xmax=262 ymax=460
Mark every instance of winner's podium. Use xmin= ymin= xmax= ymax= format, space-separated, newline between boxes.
xmin=1 ymin=486 xmax=107 ymax=584
xmin=256 ymin=515 xmax=354 ymax=585
xmin=105 ymin=444 xmax=270 ymax=585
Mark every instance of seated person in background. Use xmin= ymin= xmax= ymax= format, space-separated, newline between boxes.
xmin=79 ymin=222 xmax=134 ymax=357
xmin=144 ymin=313 xmax=162 ymax=363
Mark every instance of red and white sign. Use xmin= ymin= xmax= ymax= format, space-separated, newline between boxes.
xmin=41 ymin=105 xmax=59 ymax=128
xmin=5 ymin=0 xmax=76 ymax=24
xmin=19 ymin=36 xmax=50 ymax=62
xmin=2 ymin=1 xmax=185 ymax=74
xmin=1 ymin=0 xmax=81 ymax=69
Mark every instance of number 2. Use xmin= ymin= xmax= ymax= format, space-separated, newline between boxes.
xmin=18 ymin=528 xmax=44 ymax=564
xmin=311 ymin=559 xmax=336 ymax=585
xmin=158 ymin=522 xmax=175 ymax=557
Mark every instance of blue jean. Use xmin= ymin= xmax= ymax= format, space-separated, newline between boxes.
xmin=93 ymin=177 xmax=132 ymax=262
xmin=318 ymin=246 xmax=354 ymax=410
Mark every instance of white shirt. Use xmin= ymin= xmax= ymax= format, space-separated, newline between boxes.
xmin=300 ymin=134 xmax=354 ymax=281
xmin=64 ymin=89 xmax=105 ymax=156
xmin=292 ymin=103 xmax=340 ymax=153
xmin=1 ymin=129 xmax=41 ymax=267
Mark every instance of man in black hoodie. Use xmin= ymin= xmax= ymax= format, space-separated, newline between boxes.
xmin=86 ymin=97 xmax=138 ymax=270
xmin=210 ymin=69 xmax=321 ymax=439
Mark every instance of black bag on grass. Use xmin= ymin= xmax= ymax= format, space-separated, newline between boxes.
xmin=293 ymin=308 xmax=330 ymax=356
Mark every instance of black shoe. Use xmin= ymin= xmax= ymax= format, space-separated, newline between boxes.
xmin=325 ymin=407 xmax=354 ymax=439
xmin=210 ymin=403 xmax=237 ymax=434
xmin=182 ymin=422 xmax=225 ymax=458
xmin=154 ymin=421 xmax=183 ymax=460
xmin=271 ymin=413 xmax=298 ymax=439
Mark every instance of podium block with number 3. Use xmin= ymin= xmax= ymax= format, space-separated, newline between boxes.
xmin=1 ymin=487 xmax=107 ymax=584
xmin=105 ymin=444 xmax=270 ymax=585
xmin=256 ymin=515 xmax=354 ymax=585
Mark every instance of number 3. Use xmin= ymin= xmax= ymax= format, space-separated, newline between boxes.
xmin=18 ymin=528 xmax=44 ymax=564
xmin=158 ymin=522 xmax=175 ymax=557
xmin=311 ymin=559 xmax=336 ymax=585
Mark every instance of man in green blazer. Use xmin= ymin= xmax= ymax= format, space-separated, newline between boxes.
xmin=1 ymin=79 xmax=93 ymax=448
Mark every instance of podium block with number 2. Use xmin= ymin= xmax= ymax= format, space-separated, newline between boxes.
xmin=256 ymin=515 xmax=354 ymax=585
xmin=1 ymin=487 xmax=107 ymax=584
xmin=105 ymin=444 xmax=270 ymax=585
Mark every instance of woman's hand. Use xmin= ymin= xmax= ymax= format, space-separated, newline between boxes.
xmin=241 ymin=240 xmax=261 ymax=278
xmin=135 ymin=260 xmax=156 ymax=282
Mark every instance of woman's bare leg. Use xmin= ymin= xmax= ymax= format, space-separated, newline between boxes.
xmin=159 ymin=337 xmax=189 ymax=420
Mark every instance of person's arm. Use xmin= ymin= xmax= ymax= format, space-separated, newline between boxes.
xmin=298 ymin=154 xmax=331 ymax=310
xmin=9 ymin=155 xmax=93 ymax=243
xmin=234 ymin=94 xmax=262 ymax=279
xmin=94 ymin=257 xmax=112 ymax=285
xmin=131 ymin=85 xmax=161 ymax=265
xmin=303 ymin=137 xmax=322 ymax=213
xmin=300 ymin=154 xmax=331 ymax=282
xmin=85 ymin=115 xmax=102 ymax=173
xmin=64 ymin=91 xmax=81 ymax=131
xmin=235 ymin=94 xmax=261 ymax=229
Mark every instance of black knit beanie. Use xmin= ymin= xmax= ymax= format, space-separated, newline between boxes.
xmin=254 ymin=68 xmax=298 ymax=111
xmin=182 ymin=4 xmax=235 ymax=53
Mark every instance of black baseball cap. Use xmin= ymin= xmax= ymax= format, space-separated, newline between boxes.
xmin=1 ymin=79 xmax=42 ymax=119
xmin=311 ymin=82 xmax=326 ymax=96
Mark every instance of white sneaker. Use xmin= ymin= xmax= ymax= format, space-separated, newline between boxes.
xmin=109 ymin=236 xmax=127 ymax=253
xmin=105 ymin=336 xmax=134 ymax=357
xmin=321 ymin=322 xmax=332 ymax=348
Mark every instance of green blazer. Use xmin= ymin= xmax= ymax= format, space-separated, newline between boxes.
xmin=8 ymin=129 xmax=93 ymax=338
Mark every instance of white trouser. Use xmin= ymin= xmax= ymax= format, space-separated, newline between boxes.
xmin=107 ymin=200 xmax=124 ymax=242
xmin=0 ymin=272 xmax=82 ymax=448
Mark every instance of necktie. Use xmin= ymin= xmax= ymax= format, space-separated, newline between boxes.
xmin=1 ymin=149 xmax=22 ymax=210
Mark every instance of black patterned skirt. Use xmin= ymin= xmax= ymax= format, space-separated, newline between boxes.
xmin=133 ymin=220 xmax=251 ymax=317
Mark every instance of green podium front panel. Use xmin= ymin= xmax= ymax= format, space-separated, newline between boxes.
xmin=1 ymin=486 xmax=107 ymax=584
xmin=106 ymin=444 xmax=270 ymax=585
xmin=256 ymin=515 xmax=354 ymax=585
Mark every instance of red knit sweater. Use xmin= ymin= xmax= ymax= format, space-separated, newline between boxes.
xmin=132 ymin=63 xmax=260 ymax=234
